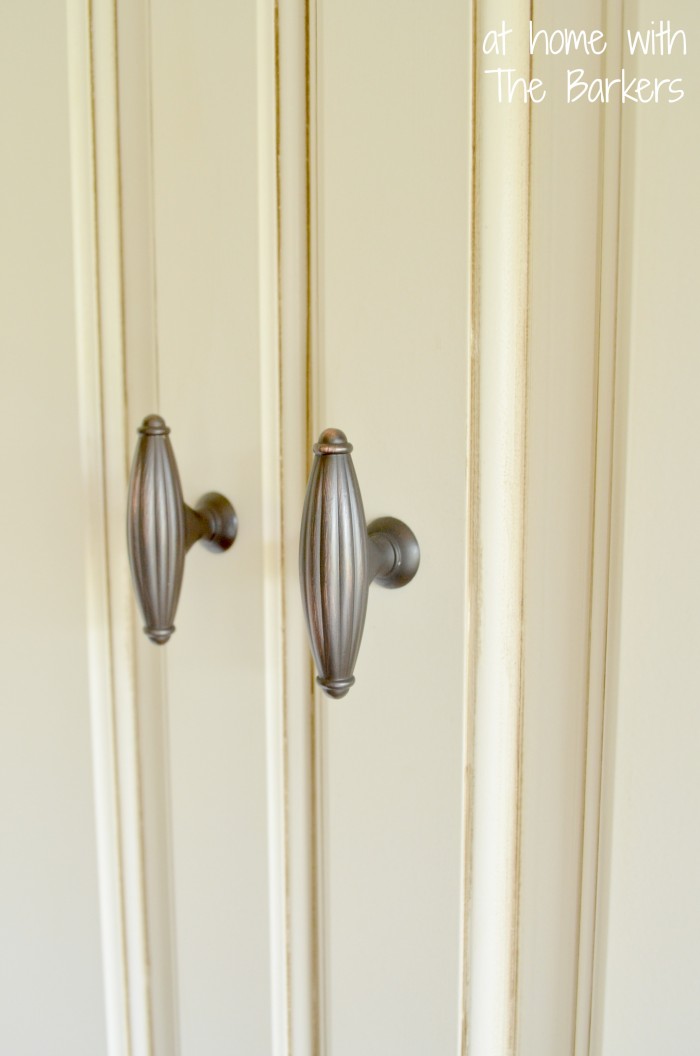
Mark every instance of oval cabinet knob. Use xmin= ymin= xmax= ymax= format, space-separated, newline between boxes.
xmin=127 ymin=415 xmax=238 ymax=644
xmin=299 ymin=428 xmax=420 ymax=698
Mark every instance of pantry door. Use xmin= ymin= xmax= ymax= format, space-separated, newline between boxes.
xmin=68 ymin=0 xmax=620 ymax=1051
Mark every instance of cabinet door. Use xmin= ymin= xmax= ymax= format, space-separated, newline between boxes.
xmin=0 ymin=2 xmax=283 ymax=1054
xmin=70 ymin=1 xmax=282 ymax=1053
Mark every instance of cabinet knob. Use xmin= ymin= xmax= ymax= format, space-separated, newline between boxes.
xmin=299 ymin=428 xmax=420 ymax=698
xmin=127 ymin=415 xmax=238 ymax=644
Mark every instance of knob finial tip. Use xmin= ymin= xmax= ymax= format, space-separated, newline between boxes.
xmin=318 ymin=427 xmax=347 ymax=445
xmin=139 ymin=414 xmax=170 ymax=436
xmin=314 ymin=428 xmax=353 ymax=455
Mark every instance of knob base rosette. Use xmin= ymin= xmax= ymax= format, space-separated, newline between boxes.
xmin=368 ymin=517 xmax=420 ymax=589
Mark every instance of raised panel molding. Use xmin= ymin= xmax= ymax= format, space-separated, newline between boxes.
xmin=467 ymin=1 xmax=625 ymax=1054
xmin=257 ymin=0 xmax=320 ymax=1053
xmin=67 ymin=2 xmax=176 ymax=1053
xmin=269 ymin=2 xmax=323 ymax=1054
xmin=67 ymin=0 xmax=151 ymax=1050
xmin=465 ymin=1 xmax=531 ymax=1051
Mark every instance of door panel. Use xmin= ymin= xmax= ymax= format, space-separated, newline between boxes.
xmin=66 ymin=0 xmax=282 ymax=1051
xmin=148 ymin=2 xmax=273 ymax=1050
xmin=310 ymin=3 xmax=470 ymax=1051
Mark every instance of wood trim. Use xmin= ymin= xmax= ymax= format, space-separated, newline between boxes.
xmin=68 ymin=2 xmax=185 ymax=1053
xmin=66 ymin=2 xmax=152 ymax=1054
xmin=464 ymin=1 xmax=531 ymax=1052
xmin=259 ymin=0 xmax=320 ymax=1052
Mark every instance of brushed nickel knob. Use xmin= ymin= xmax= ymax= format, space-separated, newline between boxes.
xmin=299 ymin=428 xmax=420 ymax=698
xmin=127 ymin=415 xmax=237 ymax=644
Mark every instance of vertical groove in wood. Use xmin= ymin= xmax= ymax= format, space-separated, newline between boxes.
xmin=306 ymin=0 xmax=326 ymax=1049
xmin=258 ymin=0 xmax=291 ymax=1051
xmin=66 ymin=1 xmax=153 ymax=1053
xmin=144 ymin=0 xmax=161 ymax=413
xmin=460 ymin=1 xmax=479 ymax=1050
xmin=274 ymin=0 xmax=295 ymax=1046
xmin=510 ymin=5 xmax=535 ymax=1049
xmin=573 ymin=3 xmax=626 ymax=1053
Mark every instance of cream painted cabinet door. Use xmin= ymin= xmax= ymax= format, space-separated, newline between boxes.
xmin=2 ymin=2 xmax=282 ymax=1054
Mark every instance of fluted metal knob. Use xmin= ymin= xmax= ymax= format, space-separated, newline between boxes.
xmin=127 ymin=415 xmax=238 ymax=644
xmin=299 ymin=428 xmax=420 ymax=698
